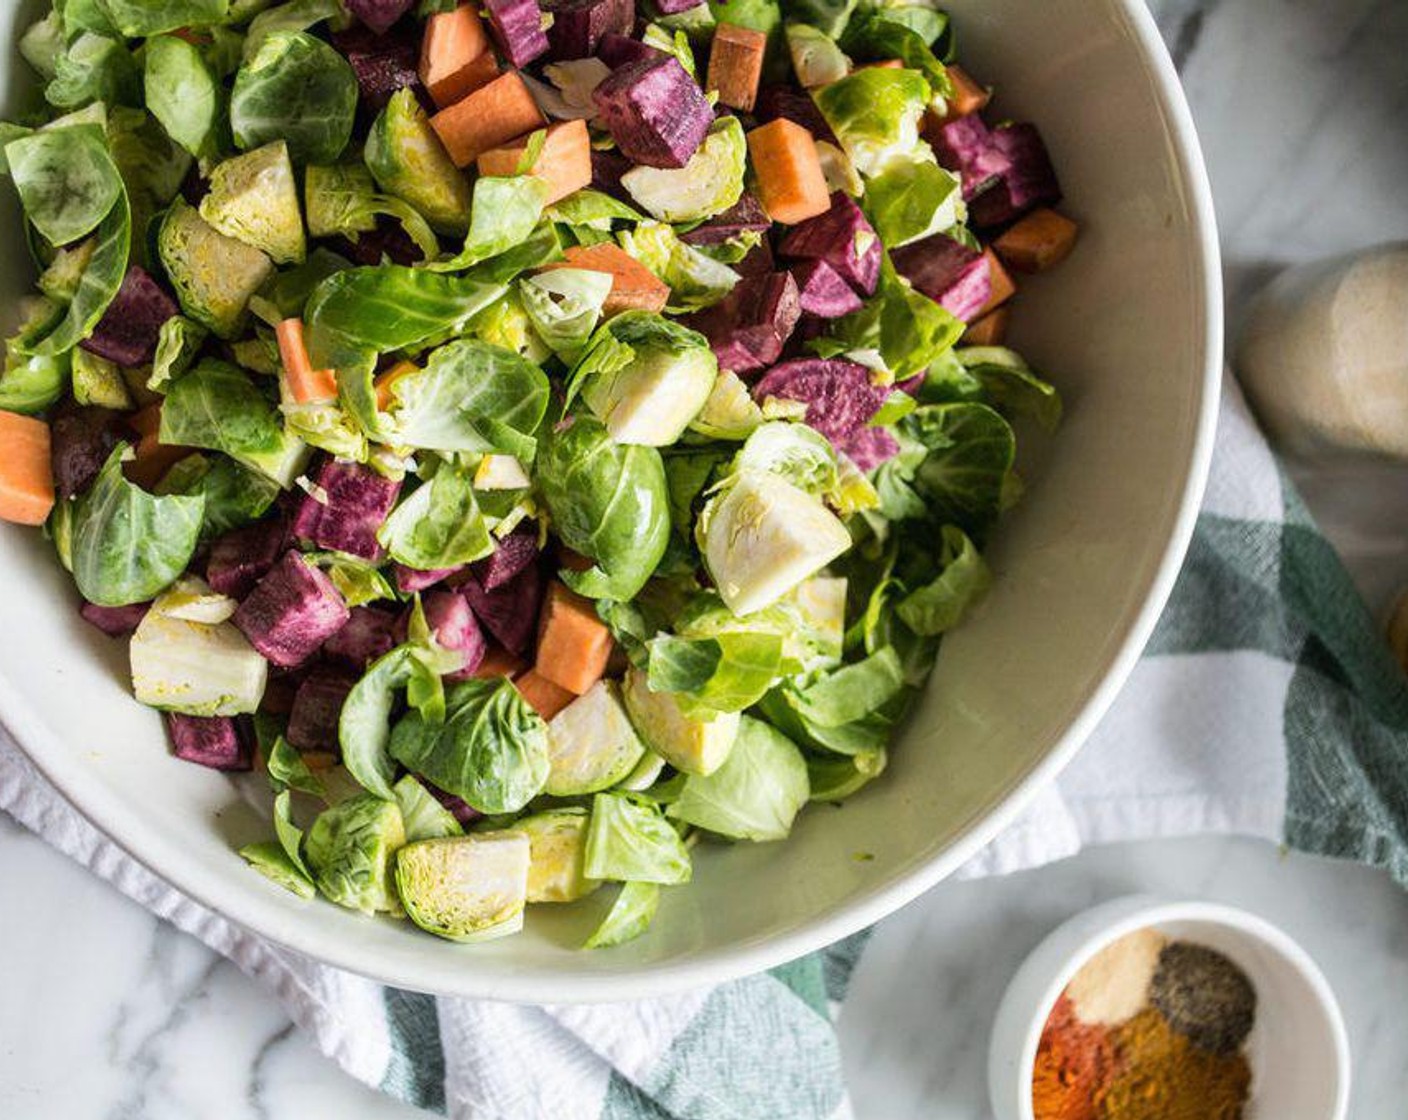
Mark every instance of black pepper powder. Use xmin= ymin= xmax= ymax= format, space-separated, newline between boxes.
xmin=1149 ymin=941 xmax=1257 ymax=1055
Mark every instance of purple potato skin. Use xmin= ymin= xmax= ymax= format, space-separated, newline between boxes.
xmin=233 ymin=552 xmax=351 ymax=669
xmin=752 ymin=359 xmax=891 ymax=446
xmin=591 ymin=57 xmax=712 ymax=169
xmin=890 ymin=234 xmax=992 ymax=321
xmin=80 ymin=267 xmax=179 ymax=367
xmin=166 ymin=713 xmax=254 ymax=771
xmin=777 ymin=193 xmax=881 ymax=296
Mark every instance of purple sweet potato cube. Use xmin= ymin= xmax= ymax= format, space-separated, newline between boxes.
xmin=166 ymin=713 xmax=254 ymax=771
xmin=332 ymin=22 xmax=423 ymax=113
xmin=233 ymin=551 xmax=351 ymax=669
xmin=754 ymin=86 xmax=835 ymax=144
xmin=930 ymin=113 xmax=1007 ymax=198
xmin=50 ymin=406 xmax=129 ymax=498
xmin=345 ymin=0 xmax=414 ymax=34
xmin=467 ymin=524 xmax=540 ymax=591
xmin=592 ymin=56 xmax=712 ymax=169
xmin=752 ymin=359 xmax=890 ymax=447
xmin=291 ymin=459 xmax=401 ymax=562
xmin=461 ymin=559 xmax=543 ymax=657
xmin=393 ymin=563 xmax=463 ymax=594
xmin=323 ymin=605 xmax=400 ymax=667
xmin=544 ymin=0 xmax=634 ymax=60
xmin=80 ymin=266 xmax=179 ymax=367
xmin=484 ymin=0 xmax=551 ymax=68
xmin=206 ymin=518 xmax=287 ymax=599
xmin=778 ymin=193 xmax=881 ymax=296
xmin=598 ymin=32 xmax=664 ymax=69
xmin=286 ymin=665 xmax=358 ymax=753
xmin=967 ymin=123 xmax=1062 ymax=228
xmin=889 ymin=234 xmax=991 ymax=321
xmin=422 ymin=590 xmax=487 ymax=680
xmin=838 ymin=425 xmax=900 ymax=472
xmin=791 ymin=259 xmax=863 ymax=317
xmin=80 ymin=600 xmax=149 ymax=637
xmin=688 ymin=272 xmax=801 ymax=375
xmin=679 ymin=193 xmax=771 ymax=247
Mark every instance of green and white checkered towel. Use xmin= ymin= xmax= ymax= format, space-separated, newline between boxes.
xmin=2 ymin=374 xmax=1405 ymax=1120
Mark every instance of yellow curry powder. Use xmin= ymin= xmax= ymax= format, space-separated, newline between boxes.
xmin=1098 ymin=1009 xmax=1251 ymax=1120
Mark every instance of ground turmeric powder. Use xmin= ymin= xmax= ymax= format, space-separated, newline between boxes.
xmin=1099 ymin=1009 xmax=1251 ymax=1120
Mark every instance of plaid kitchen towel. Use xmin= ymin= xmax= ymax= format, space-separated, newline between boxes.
xmin=2 ymin=373 xmax=1406 ymax=1120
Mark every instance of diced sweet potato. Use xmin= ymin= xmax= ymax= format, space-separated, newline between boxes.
xmin=167 ymin=713 xmax=254 ymax=771
xmin=483 ymin=0 xmax=550 ymax=68
xmin=687 ymin=271 xmax=800 ymax=374
xmin=592 ymin=56 xmax=713 ymax=169
xmin=232 ymin=551 xmax=350 ymax=669
xmin=706 ymin=23 xmax=767 ymax=112
xmin=420 ymin=3 xmax=499 ymax=108
xmin=927 ymin=63 xmax=990 ymax=128
xmin=472 ymin=643 xmax=527 ymax=679
xmin=979 ymin=248 xmax=1016 ymax=316
xmin=890 ymin=234 xmax=991 ymax=321
xmin=777 ymin=191 xmax=881 ymax=295
xmin=540 ymin=243 xmax=669 ymax=316
xmin=123 ymin=404 xmax=192 ymax=490
xmin=544 ymin=0 xmax=633 ymax=60
xmin=962 ymin=305 xmax=1011 ymax=346
xmin=992 ymin=207 xmax=1079 ymax=273
xmin=477 ymin=119 xmax=592 ymax=205
xmin=50 ymin=407 xmax=128 ymax=498
xmin=535 ymin=581 xmax=613 ymax=695
xmin=0 ymin=410 xmax=54 ymax=526
xmin=290 ymin=459 xmax=401 ymax=561
xmin=746 ymin=118 xmax=830 ymax=225
xmin=430 ymin=71 xmax=545 ymax=166
xmin=514 ymin=668 xmax=576 ymax=720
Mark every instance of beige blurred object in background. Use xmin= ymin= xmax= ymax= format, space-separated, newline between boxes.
xmin=1238 ymin=245 xmax=1408 ymax=458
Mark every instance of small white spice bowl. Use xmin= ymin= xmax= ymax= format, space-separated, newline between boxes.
xmin=988 ymin=896 xmax=1350 ymax=1120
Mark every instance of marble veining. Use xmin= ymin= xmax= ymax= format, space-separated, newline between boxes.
xmin=4 ymin=2 xmax=1408 ymax=1118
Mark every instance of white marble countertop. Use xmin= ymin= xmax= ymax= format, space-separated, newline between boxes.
xmin=5 ymin=2 xmax=1408 ymax=1118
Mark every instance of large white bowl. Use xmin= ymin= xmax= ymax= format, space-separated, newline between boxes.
xmin=0 ymin=0 xmax=1220 ymax=1000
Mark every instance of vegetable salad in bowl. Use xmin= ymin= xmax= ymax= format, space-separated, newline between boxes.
xmin=0 ymin=0 xmax=1078 ymax=948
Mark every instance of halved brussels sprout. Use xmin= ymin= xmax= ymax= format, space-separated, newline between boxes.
xmin=394 ymin=831 xmax=531 ymax=941
xmin=697 ymin=470 xmax=851 ymax=616
xmin=71 ymin=349 xmax=131 ymax=409
xmin=364 ymin=87 xmax=472 ymax=236
xmin=517 ymin=809 xmax=601 ymax=903
xmin=130 ymin=606 xmax=268 ymax=717
xmin=158 ymin=198 xmax=275 ymax=338
xmin=622 ymin=665 xmax=739 ymax=777
xmin=580 ymin=329 xmax=719 ymax=447
xmin=305 ymin=793 xmax=407 ymax=916
xmin=199 ymin=141 xmax=306 ymax=265
xmin=545 ymin=680 xmax=648 ymax=796
xmin=620 ymin=117 xmax=746 ymax=225
xmin=785 ymin=23 xmax=850 ymax=88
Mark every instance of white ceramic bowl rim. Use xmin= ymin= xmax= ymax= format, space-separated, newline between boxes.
xmin=0 ymin=0 xmax=1224 ymax=1001
xmin=1011 ymin=897 xmax=1352 ymax=1120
